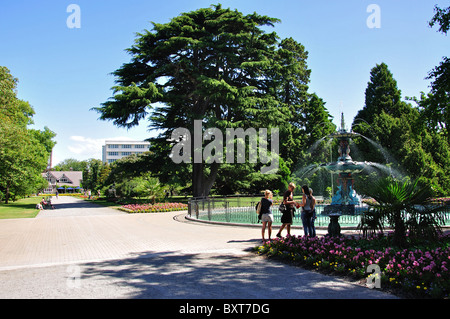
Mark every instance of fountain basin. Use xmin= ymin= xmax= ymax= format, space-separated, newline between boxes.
xmin=320 ymin=161 xmax=370 ymax=174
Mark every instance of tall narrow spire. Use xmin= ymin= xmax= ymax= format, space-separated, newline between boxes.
xmin=340 ymin=112 xmax=346 ymax=132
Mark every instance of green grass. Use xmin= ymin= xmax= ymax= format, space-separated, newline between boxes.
xmin=0 ymin=197 xmax=41 ymax=219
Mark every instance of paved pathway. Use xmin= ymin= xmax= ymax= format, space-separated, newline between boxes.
xmin=0 ymin=196 xmax=397 ymax=299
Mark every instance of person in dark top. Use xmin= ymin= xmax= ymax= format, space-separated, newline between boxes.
xmin=276 ymin=182 xmax=297 ymax=238
xmin=301 ymin=185 xmax=316 ymax=237
xmin=259 ymin=190 xmax=274 ymax=242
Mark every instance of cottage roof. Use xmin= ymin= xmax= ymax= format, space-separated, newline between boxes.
xmin=43 ymin=171 xmax=83 ymax=187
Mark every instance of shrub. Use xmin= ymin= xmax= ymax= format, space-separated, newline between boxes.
xmin=255 ymin=234 xmax=450 ymax=298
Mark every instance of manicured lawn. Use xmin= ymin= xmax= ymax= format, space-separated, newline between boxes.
xmin=0 ymin=197 xmax=41 ymax=219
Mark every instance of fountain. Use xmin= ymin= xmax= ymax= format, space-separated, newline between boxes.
xmin=320 ymin=113 xmax=372 ymax=216
xmin=313 ymin=113 xmax=379 ymax=236
xmin=293 ymin=113 xmax=401 ymax=235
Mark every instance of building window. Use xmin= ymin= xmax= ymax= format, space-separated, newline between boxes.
xmin=108 ymin=152 xmax=119 ymax=156
xmin=135 ymin=144 xmax=148 ymax=149
xmin=108 ymin=144 xmax=119 ymax=149
xmin=122 ymin=144 xmax=132 ymax=149
xmin=108 ymin=159 xmax=117 ymax=163
xmin=44 ymin=187 xmax=53 ymax=193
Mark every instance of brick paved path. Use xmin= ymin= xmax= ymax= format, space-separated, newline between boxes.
xmin=0 ymin=196 xmax=397 ymax=299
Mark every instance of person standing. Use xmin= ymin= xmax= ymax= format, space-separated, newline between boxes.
xmin=300 ymin=185 xmax=316 ymax=237
xmin=276 ymin=182 xmax=297 ymax=238
xmin=309 ymin=188 xmax=317 ymax=237
xmin=260 ymin=190 xmax=274 ymax=242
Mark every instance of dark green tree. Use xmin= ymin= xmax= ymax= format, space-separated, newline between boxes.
xmin=94 ymin=5 xmax=326 ymax=197
xmin=354 ymin=63 xmax=409 ymax=125
xmin=352 ymin=63 xmax=411 ymax=164
xmin=81 ymin=159 xmax=103 ymax=191
xmin=423 ymin=5 xmax=450 ymax=141
xmin=53 ymin=158 xmax=88 ymax=172
xmin=353 ymin=62 xmax=450 ymax=196
xmin=429 ymin=5 xmax=450 ymax=35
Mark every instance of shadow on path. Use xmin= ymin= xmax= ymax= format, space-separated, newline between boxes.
xmin=37 ymin=197 xmax=125 ymax=217
xmin=52 ymin=200 xmax=106 ymax=210
xmin=78 ymin=250 xmax=397 ymax=299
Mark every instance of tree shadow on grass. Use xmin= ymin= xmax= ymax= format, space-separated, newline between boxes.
xmin=1 ymin=203 xmax=37 ymax=209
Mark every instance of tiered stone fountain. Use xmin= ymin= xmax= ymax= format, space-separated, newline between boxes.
xmin=319 ymin=114 xmax=374 ymax=235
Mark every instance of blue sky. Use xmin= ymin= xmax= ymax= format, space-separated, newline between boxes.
xmin=0 ymin=0 xmax=448 ymax=165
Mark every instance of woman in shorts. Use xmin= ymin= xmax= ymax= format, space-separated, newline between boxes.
xmin=259 ymin=190 xmax=274 ymax=242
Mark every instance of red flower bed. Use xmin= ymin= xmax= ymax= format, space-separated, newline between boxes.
xmin=120 ymin=202 xmax=188 ymax=213
xmin=255 ymin=234 xmax=450 ymax=298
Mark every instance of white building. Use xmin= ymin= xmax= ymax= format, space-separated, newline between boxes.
xmin=102 ymin=140 xmax=150 ymax=164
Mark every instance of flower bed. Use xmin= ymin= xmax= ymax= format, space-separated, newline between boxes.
xmin=120 ymin=202 xmax=188 ymax=213
xmin=254 ymin=234 xmax=450 ymax=298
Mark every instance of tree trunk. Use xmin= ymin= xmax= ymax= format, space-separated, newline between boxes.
xmin=5 ymin=185 xmax=10 ymax=204
xmin=192 ymin=162 xmax=220 ymax=198
xmin=393 ymin=212 xmax=407 ymax=248
xmin=192 ymin=162 xmax=204 ymax=198
xmin=203 ymin=162 xmax=220 ymax=197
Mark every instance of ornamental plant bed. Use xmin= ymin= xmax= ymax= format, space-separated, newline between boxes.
xmin=119 ymin=202 xmax=188 ymax=213
xmin=254 ymin=234 xmax=450 ymax=299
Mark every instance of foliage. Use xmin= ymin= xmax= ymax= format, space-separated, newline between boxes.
xmin=53 ymin=158 xmax=89 ymax=172
xmin=212 ymin=156 xmax=290 ymax=195
xmin=354 ymin=63 xmax=409 ymax=125
xmin=94 ymin=4 xmax=334 ymax=197
xmin=81 ymin=159 xmax=103 ymax=191
xmin=429 ymin=5 xmax=450 ymax=35
xmin=424 ymin=5 xmax=450 ymax=142
xmin=357 ymin=209 xmax=384 ymax=239
xmin=0 ymin=66 xmax=56 ymax=203
xmin=353 ymin=62 xmax=450 ymax=196
xmin=255 ymin=234 xmax=450 ymax=298
xmin=133 ymin=174 xmax=166 ymax=204
xmin=358 ymin=177 xmax=446 ymax=247
xmin=112 ymin=172 xmax=166 ymax=202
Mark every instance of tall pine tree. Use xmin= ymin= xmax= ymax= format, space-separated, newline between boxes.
xmin=95 ymin=5 xmax=333 ymax=197
xmin=353 ymin=63 xmax=450 ymax=196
